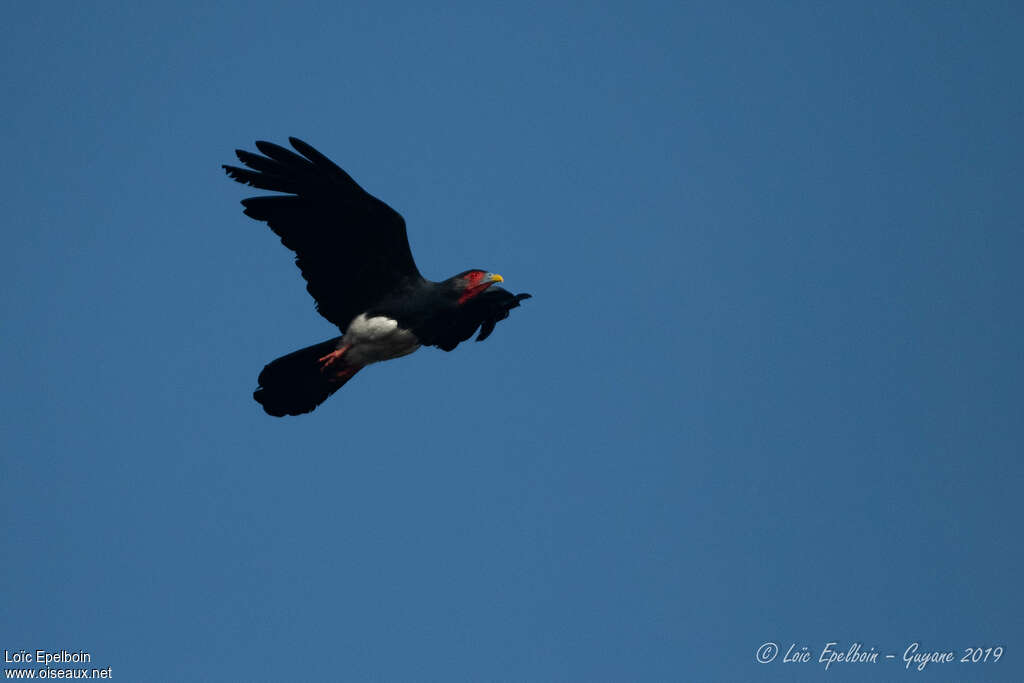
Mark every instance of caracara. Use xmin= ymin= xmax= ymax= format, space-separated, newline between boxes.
xmin=223 ymin=137 xmax=531 ymax=417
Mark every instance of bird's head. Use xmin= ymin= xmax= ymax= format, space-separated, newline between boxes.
xmin=452 ymin=269 xmax=504 ymax=304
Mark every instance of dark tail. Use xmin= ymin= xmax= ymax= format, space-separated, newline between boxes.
xmin=253 ymin=336 xmax=360 ymax=417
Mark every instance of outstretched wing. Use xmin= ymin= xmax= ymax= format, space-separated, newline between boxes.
xmin=223 ymin=137 xmax=423 ymax=330
xmin=417 ymin=288 xmax=532 ymax=352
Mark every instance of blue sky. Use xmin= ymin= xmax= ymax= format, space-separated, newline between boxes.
xmin=2 ymin=2 xmax=1022 ymax=680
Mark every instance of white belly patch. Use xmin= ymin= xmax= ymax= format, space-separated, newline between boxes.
xmin=342 ymin=314 xmax=420 ymax=365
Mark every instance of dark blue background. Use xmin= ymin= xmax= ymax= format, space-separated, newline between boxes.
xmin=2 ymin=2 xmax=1021 ymax=680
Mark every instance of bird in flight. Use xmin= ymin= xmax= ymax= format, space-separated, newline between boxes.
xmin=224 ymin=137 xmax=531 ymax=417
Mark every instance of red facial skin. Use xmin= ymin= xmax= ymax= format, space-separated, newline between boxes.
xmin=458 ymin=270 xmax=494 ymax=305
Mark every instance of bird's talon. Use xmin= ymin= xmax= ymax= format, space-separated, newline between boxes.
xmin=318 ymin=344 xmax=350 ymax=371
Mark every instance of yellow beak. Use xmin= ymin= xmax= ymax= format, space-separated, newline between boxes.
xmin=490 ymin=273 xmax=504 ymax=283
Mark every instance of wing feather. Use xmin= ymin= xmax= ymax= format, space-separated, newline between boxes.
xmin=417 ymin=288 xmax=532 ymax=352
xmin=224 ymin=138 xmax=422 ymax=330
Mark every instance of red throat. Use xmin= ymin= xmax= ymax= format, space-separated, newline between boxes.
xmin=458 ymin=271 xmax=492 ymax=305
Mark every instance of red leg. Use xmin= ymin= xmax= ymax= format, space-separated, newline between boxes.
xmin=318 ymin=344 xmax=351 ymax=372
xmin=328 ymin=366 xmax=358 ymax=384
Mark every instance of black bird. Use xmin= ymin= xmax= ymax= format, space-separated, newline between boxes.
xmin=223 ymin=137 xmax=531 ymax=417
